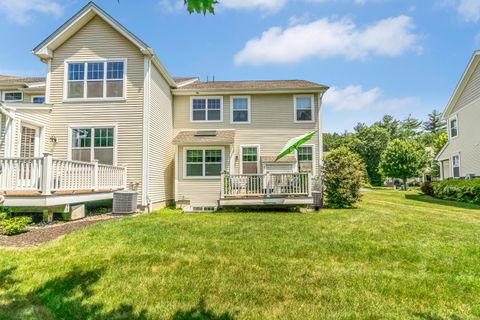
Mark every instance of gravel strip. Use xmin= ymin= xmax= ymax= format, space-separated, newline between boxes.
xmin=0 ymin=214 xmax=123 ymax=248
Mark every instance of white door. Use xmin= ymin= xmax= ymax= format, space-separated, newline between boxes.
xmin=20 ymin=124 xmax=40 ymax=157
xmin=17 ymin=124 xmax=41 ymax=189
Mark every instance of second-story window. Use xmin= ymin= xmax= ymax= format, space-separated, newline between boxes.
xmin=67 ymin=61 xmax=125 ymax=100
xmin=191 ymin=97 xmax=222 ymax=122
xmin=3 ymin=92 xmax=23 ymax=102
xmin=231 ymin=96 xmax=250 ymax=123
xmin=450 ymin=117 xmax=458 ymax=138
xmin=294 ymin=95 xmax=314 ymax=122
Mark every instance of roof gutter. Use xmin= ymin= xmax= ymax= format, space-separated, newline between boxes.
xmin=171 ymin=87 xmax=329 ymax=96
xmin=0 ymin=102 xmax=16 ymax=120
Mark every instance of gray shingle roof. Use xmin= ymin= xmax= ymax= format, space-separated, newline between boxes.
xmin=173 ymin=130 xmax=236 ymax=145
xmin=0 ymin=75 xmax=46 ymax=84
xmin=175 ymin=79 xmax=328 ymax=91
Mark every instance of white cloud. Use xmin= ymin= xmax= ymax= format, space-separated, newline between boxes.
xmin=323 ymin=85 xmax=417 ymax=111
xmin=457 ymin=0 xmax=480 ymax=22
xmin=234 ymin=15 xmax=421 ymax=65
xmin=0 ymin=0 xmax=62 ymax=24
xmin=438 ymin=0 xmax=480 ymax=22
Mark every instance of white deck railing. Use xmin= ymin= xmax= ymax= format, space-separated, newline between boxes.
xmin=221 ymin=172 xmax=312 ymax=198
xmin=0 ymin=153 xmax=127 ymax=194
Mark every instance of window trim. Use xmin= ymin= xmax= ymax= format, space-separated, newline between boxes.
xmin=67 ymin=124 xmax=118 ymax=165
xmin=190 ymin=96 xmax=224 ymax=123
xmin=31 ymin=96 xmax=46 ymax=104
xmin=451 ymin=153 xmax=461 ymax=179
xmin=295 ymin=144 xmax=316 ymax=176
xmin=63 ymin=59 xmax=128 ymax=102
xmin=449 ymin=115 xmax=459 ymax=139
xmin=2 ymin=91 xmax=23 ymax=102
xmin=294 ymin=94 xmax=315 ymax=123
xmin=230 ymin=96 xmax=251 ymax=124
xmin=183 ymin=146 xmax=225 ymax=179
xmin=239 ymin=144 xmax=260 ymax=174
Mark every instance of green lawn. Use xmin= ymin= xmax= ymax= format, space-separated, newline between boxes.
xmin=1 ymin=190 xmax=480 ymax=319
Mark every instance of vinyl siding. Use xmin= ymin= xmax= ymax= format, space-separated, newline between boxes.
xmin=453 ymin=61 xmax=480 ymax=113
xmin=148 ymin=64 xmax=174 ymax=205
xmin=176 ymin=145 xmax=230 ymax=207
xmin=47 ymin=15 xmax=145 ymax=202
xmin=438 ymin=100 xmax=480 ymax=178
xmin=173 ymin=93 xmax=321 ymax=175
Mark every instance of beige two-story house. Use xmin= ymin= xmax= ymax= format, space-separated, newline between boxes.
xmin=437 ymin=51 xmax=480 ymax=179
xmin=0 ymin=2 xmax=327 ymax=212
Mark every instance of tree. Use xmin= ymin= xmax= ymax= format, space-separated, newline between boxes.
xmin=184 ymin=0 xmax=217 ymax=14
xmin=423 ymin=109 xmax=446 ymax=133
xmin=374 ymin=115 xmax=401 ymax=139
xmin=322 ymin=147 xmax=366 ymax=208
xmin=379 ymin=139 xmax=430 ymax=191
xmin=399 ymin=114 xmax=422 ymax=139
xmin=349 ymin=125 xmax=390 ymax=186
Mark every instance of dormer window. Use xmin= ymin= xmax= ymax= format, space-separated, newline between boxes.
xmin=449 ymin=116 xmax=458 ymax=138
xmin=66 ymin=60 xmax=125 ymax=100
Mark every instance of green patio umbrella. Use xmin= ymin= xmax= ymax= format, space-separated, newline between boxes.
xmin=275 ymin=130 xmax=317 ymax=162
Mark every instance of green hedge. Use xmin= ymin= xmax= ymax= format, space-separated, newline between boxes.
xmin=431 ymin=179 xmax=480 ymax=204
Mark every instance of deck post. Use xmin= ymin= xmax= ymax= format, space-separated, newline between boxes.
xmin=221 ymin=173 xmax=225 ymax=199
xmin=307 ymin=173 xmax=313 ymax=197
xmin=266 ymin=172 xmax=271 ymax=198
xmin=93 ymin=160 xmax=99 ymax=191
xmin=41 ymin=153 xmax=53 ymax=196
xmin=123 ymin=165 xmax=128 ymax=189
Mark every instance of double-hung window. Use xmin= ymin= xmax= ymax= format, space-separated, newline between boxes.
xmin=294 ymin=95 xmax=314 ymax=122
xmin=241 ymin=146 xmax=259 ymax=174
xmin=3 ymin=92 xmax=23 ymax=102
xmin=32 ymin=96 xmax=45 ymax=104
xmin=297 ymin=146 xmax=313 ymax=172
xmin=191 ymin=97 xmax=222 ymax=121
xmin=71 ymin=127 xmax=115 ymax=165
xmin=449 ymin=117 xmax=458 ymax=138
xmin=185 ymin=148 xmax=223 ymax=178
xmin=231 ymin=96 xmax=250 ymax=123
xmin=67 ymin=60 xmax=125 ymax=99
xmin=452 ymin=154 xmax=460 ymax=178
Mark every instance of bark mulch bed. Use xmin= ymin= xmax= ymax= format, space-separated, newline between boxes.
xmin=0 ymin=214 xmax=123 ymax=248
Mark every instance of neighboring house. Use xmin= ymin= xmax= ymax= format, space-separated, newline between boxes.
xmin=0 ymin=2 xmax=328 ymax=212
xmin=436 ymin=51 xmax=480 ymax=180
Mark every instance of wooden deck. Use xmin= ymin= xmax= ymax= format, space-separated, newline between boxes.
xmin=0 ymin=155 xmax=127 ymax=207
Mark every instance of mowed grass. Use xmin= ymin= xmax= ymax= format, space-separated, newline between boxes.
xmin=1 ymin=190 xmax=480 ymax=319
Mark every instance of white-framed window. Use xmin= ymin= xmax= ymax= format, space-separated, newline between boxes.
xmin=65 ymin=60 xmax=126 ymax=100
xmin=70 ymin=126 xmax=115 ymax=165
xmin=3 ymin=92 xmax=23 ymax=102
xmin=449 ymin=116 xmax=458 ymax=138
xmin=451 ymin=153 xmax=461 ymax=178
xmin=240 ymin=145 xmax=259 ymax=174
xmin=294 ymin=95 xmax=314 ymax=122
xmin=184 ymin=148 xmax=224 ymax=178
xmin=231 ymin=96 xmax=251 ymax=124
xmin=190 ymin=97 xmax=223 ymax=122
xmin=32 ymin=96 xmax=45 ymax=104
xmin=297 ymin=145 xmax=314 ymax=173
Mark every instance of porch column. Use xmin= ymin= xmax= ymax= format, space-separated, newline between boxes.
xmin=41 ymin=153 xmax=53 ymax=195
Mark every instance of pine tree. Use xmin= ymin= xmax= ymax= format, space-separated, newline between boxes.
xmin=422 ymin=109 xmax=446 ymax=133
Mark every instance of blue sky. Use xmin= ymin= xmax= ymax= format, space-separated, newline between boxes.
xmin=1 ymin=0 xmax=479 ymax=133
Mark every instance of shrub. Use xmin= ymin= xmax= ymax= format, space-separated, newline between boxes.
xmin=432 ymin=179 xmax=480 ymax=204
xmin=420 ymin=182 xmax=435 ymax=196
xmin=0 ymin=216 xmax=32 ymax=236
xmin=322 ymin=147 xmax=366 ymax=208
